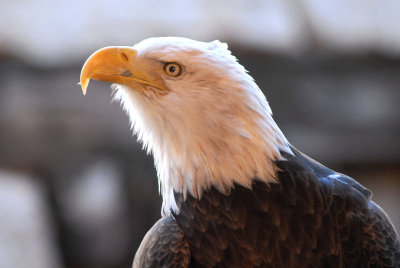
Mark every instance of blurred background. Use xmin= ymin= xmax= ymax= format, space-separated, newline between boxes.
xmin=1 ymin=0 xmax=399 ymax=267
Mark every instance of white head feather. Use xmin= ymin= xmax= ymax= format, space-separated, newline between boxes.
xmin=112 ymin=37 xmax=292 ymax=214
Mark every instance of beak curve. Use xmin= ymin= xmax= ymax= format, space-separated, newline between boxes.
xmin=80 ymin=46 xmax=167 ymax=95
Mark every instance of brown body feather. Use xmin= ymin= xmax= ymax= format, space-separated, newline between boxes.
xmin=134 ymin=147 xmax=400 ymax=267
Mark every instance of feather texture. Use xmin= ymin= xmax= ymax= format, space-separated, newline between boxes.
xmin=134 ymin=147 xmax=400 ymax=267
xmin=133 ymin=215 xmax=190 ymax=268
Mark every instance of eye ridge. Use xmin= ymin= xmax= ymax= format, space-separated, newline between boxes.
xmin=164 ymin=62 xmax=182 ymax=77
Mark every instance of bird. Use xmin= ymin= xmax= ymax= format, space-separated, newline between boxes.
xmin=80 ymin=37 xmax=400 ymax=267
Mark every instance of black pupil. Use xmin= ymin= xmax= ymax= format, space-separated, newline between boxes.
xmin=169 ymin=65 xmax=176 ymax=73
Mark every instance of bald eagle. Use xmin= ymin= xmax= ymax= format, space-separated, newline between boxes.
xmin=80 ymin=37 xmax=400 ymax=267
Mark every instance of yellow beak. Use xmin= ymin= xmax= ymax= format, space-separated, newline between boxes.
xmin=80 ymin=46 xmax=166 ymax=95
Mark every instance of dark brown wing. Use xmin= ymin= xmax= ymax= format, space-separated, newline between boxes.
xmin=358 ymin=201 xmax=400 ymax=267
xmin=172 ymin=148 xmax=400 ymax=267
xmin=284 ymin=148 xmax=400 ymax=267
xmin=133 ymin=215 xmax=190 ymax=268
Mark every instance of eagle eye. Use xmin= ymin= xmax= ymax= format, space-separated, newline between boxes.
xmin=164 ymin=63 xmax=182 ymax=77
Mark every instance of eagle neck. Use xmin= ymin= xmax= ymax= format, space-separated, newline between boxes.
xmin=156 ymin=102 xmax=292 ymax=215
xmin=114 ymin=81 xmax=292 ymax=216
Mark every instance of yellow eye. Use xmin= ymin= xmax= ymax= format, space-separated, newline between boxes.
xmin=164 ymin=63 xmax=182 ymax=77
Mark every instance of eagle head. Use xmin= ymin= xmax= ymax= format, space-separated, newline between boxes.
xmin=80 ymin=37 xmax=291 ymax=214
